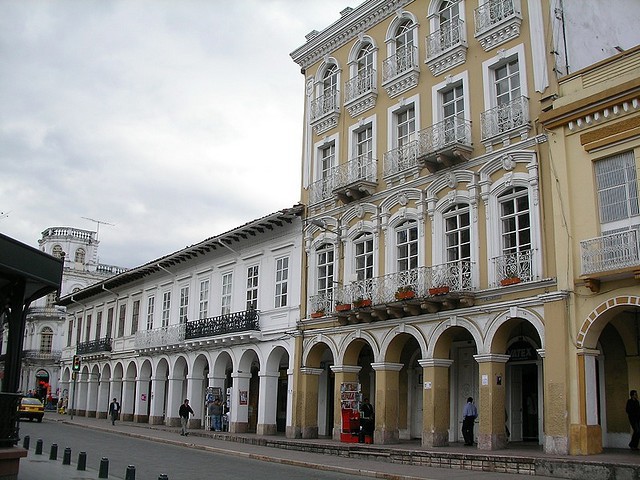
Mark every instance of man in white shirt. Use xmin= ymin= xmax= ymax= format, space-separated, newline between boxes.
xmin=462 ymin=397 xmax=478 ymax=446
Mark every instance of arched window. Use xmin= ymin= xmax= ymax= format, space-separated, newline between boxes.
xmin=396 ymin=220 xmax=419 ymax=272
xmin=356 ymin=43 xmax=374 ymax=77
xmin=323 ymin=63 xmax=338 ymax=98
xmin=395 ymin=19 xmax=415 ymax=52
xmin=439 ymin=0 xmax=460 ymax=27
xmin=40 ymin=327 xmax=53 ymax=353
xmin=75 ymin=248 xmax=86 ymax=263
xmin=52 ymin=245 xmax=64 ymax=258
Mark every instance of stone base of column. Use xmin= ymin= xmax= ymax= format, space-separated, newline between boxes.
xmin=188 ymin=419 xmax=201 ymax=430
xmin=422 ymin=430 xmax=448 ymax=447
xmin=133 ymin=414 xmax=149 ymax=423
xmin=122 ymin=413 xmax=134 ymax=422
xmin=301 ymin=426 xmax=318 ymax=439
xmin=166 ymin=417 xmax=181 ymax=427
xmin=256 ymin=423 xmax=277 ymax=435
xmin=286 ymin=425 xmax=301 ymax=438
xmin=374 ymin=428 xmax=399 ymax=445
xmin=97 ymin=412 xmax=107 ymax=420
xmin=230 ymin=421 xmax=248 ymax=433
xmin=77 ymin=409 xmax=86 ymax=416
xmin=569 ymin=424 xmax=602 ymax=455
xmin=477 ymin=432 xmax=508 ymax=450
xmin=149 ymin=415 xmax=164 ymax=425
xmin=544 ymin=435 xmax=568 ymax=455
xmin=86 ymin=410 xmax=96 ymax=418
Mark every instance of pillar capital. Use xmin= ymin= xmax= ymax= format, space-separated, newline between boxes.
xmin=258 ymin=370 xmax=280 ymax=378
xmin=231 ymin=371 xmax=252 ymax=380
xmin=300 ymin=367 xmax=324 ymax=376
xmin=330 ymin=365 xmax=361 ymax=374
xmin=473 ymin=353 xmax=510 ymax=364
xmin=418 ymin=358 xmax=454 ymax=368
xmin=577 ymin=348 xmax=600 ymax=357
xmin=370 ymin=362 xmax=403 ymax=372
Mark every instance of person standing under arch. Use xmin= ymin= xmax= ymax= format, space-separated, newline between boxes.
xmin=462 ymin=397 xmax=478 ymax=446
xmin=626 ymin=390 xmax=640 ymax=450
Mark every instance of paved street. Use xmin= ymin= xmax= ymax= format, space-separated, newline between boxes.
xmin=16 ymin=416 xmax=556 ymax=480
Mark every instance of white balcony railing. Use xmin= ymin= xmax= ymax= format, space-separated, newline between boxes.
xmin=492 ymin=249 xmax=535 ymax=286
xmin=345 ymin=68 xmax=376 ymax=103
xmin=426 ymin=18 xmax=466 ymax=58
xmin=308 ymin=175 xmax=337 ymax=205
xmin=134 ymin=323 xmax=185 ymax=350
xmin=480 ymin=96 xmax=529 ymax=142
xmin=382 ymin=45 xmax=418 ymax=83
xmin=383 ymin=140 xmax=421 ymax=177
xmin=474 ymin=0 xmax=519 ymax=34
xmin=310 ymin=89 xmax=340 ymax=122
xmin=417 ymin=116 xmax=472 ymax=155
xmin=333 ymin=155 xmax=377 ymax=190
xmin=580 ymin=230 xmax=640 ymax=275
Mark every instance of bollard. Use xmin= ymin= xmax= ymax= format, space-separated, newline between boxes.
xmin=22 ymin=435 xmax=30 ymax=450
xmin=158 ymin=475 xmax=168 ymax=480
xmin=77 ymin=452 xmax=87 ymax=471
xmin=49 ymin=443 xmax=58 ymax=460
xmin=63 ymin=447 xmax=72 ymax=465
xmin=35 ymin=439 xmax=43 ymax=455
xmin=98 ymin=457 xmax=109 ymax=479
xmin=125 ymin=465 xmax=136 ymax=480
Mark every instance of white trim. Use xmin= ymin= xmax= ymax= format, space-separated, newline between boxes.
xmin=386 ymin=93 xmax=421 ymax=150
xmin=347 ymin=113 xmax=378 ymax=162
xmin=313 ymin=132 xmax=340 ymax=183
xmin=528 ymin=0 xmax=548 ymax=93
xmin=481 ymin=43 xmax=528 ymax=110
xmin=431 ymin=70 xmax=471 ymax=122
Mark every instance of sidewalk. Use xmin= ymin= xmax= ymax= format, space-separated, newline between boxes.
xmin=23 ymin=413 xmax=640 ymax=480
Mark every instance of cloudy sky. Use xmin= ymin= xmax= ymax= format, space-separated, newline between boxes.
xmin=0 ymin=0 xmax=350 ymax=268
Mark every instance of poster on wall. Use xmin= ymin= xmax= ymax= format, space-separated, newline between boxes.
xmin=239 ymin=390 xmax=248 ymax=405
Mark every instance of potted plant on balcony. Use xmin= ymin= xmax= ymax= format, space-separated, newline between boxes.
xmin=353 ymin=297 xmax=372 ymax=308
xmin=395 ymin=286 xmax=416 ymax=300
xmin=310 ymin=310 xmax=325 ymax=318
xmin=335 ymin=302 xmax=352 ymax=312
xmin=428 ymin=284 xmax=450 ymax=296
xmin=500 ymin=273 xmax=521 ymax=286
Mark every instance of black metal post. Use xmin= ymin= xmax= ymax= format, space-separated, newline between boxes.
xmin=125 ymin=465 xmax=136 ymax=480
xmin=77 ymin=452 xmax=87 ymax=471
xmin=98 ymin=457 xmax=109 ymax=478
xmin=63 ymin=447 xmax=71 ymax=465
xmin=49 ymin=443 xmax=58 ymax=460
xmin=22 ymin=435 xmax=30 ymax=450
xmin=35 ymin=438 xmax=43 ymax=455
xmin=158 ymin=475 xmax=168 ymax=480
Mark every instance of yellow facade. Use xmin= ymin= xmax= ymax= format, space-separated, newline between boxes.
xmin=290 ymin=0 xmax=639 ymax=456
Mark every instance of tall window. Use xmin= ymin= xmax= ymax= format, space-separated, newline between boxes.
xmin=179 ymin=286 xmax=189 ymax=324
xmin=118 ymin=304 xmax=126 ymax=337
xmin=355 ymin=125 xmax=373 ymax=178
xmin=397 ymin=106 xmax=416 ymax=149
xmin=396 ymin=220 xmax=419 ymax=271
xmin=595 ymin=151 xmax=639 ymax=231
xmin=106 ymin=307 xmax=114 ymax=338
xmin=321 ymin=143 xmax=335 ymax=180
xmin=499 ymin=187 xmax=531 ymax=255
xmin=354 ymin=233 xmax=374 ymax=280
xmin=438 ymin=0 xmax=461 ymax=48
xmin=275 ymin=257 xmax=289 ymax=308
xmin=444 ymin=204 xmax=471 ymax=262
xmin=131 ymin=300 xmax=140 ymax=335
xmin=85 ymin=314 xmax=92 ymax=342
xmin=67 ymin=319 xmax=73 ymax=347
xmin=146 ymin=296 xmax=155 ymax=330
xmin=161 ymin=292 xmax=171 ymax=328
xmin=75 ymin=248 xmax=86 ymax=263
xmin=199 ymin=280 xmax=209 ymax=319
xmin=40 ymin=327 xmax=53 ymax=353
xmin=357 ymin=43 xmax=374 ymax=77
xmin=395 ymin=19 xmax=414 ymax=52
xmin=317 ymin=244 xmax=335 ymax=297
xmin=76 ymin=317 xmax=82 ymax=345
xmin=221 ymin=273 xmax=233 ymax=315
xmin=246 ymin=266 xmax=259 ymax=310
xmin=95 ymin=311 xmax=102 ymax=340
xmin=322 ymin=63 xmax=338 ymax=99
xmin=494 ymin=58 xmax=520 ymax=106
xmin=442 ymin=83 xmax=464 ymax=142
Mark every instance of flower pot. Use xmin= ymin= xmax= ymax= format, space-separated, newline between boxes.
xmin=428 ymin=286 xmax=450 ymax=296
xmin=335 ymin=303 xmax=352 ymax=312
xmin=353 ymin=299 xmax=372 ymax=308
xmin=395 ymin=290 xmax=415 ymax=300
xmin=311 ymin=311 xmax=325 ymax=318
xmin=500 ymin=277 xmax=521 ymax=286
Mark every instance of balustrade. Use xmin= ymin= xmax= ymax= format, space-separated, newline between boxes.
xmin=77 ymin=337 xmax=112 ymax=355
xmin=22 ymin=350 xmax=62 ymax=361
xmin=345 ymin=68 xmax=376 ymax=103
xmin=310 ymin=89 xmax=339 ymax=122
xmin=493 ymin=249 xmax=535 ymax=286
xmin=308 ymin=175 xmax=336 ymax=204
xmin=382 ymin=45 xmax=418 ymax=83
xmin=480 ymin=96 xmax=529 ymax=141
xmin=134 ymin=324 xmax=185 ymax=350
xmin=417 ymin=116 xmax=472 ymax=156
xmin=426 ymin=18 xmax=465 ymax=58
xmin=185 ymin=309 xmax=259 ymax=340
xmin=383 ymin=141 xmax=420 ymax=177
xmin=580 ymin=230 xmax=640 ymax=275
xmin=333 ymin=155 xmax=377 ymax=189
xmin=474 ymin=0 xmax=519 ymax=34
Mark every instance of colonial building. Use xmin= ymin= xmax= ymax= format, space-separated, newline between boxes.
xmin=10 ymin=227 xmax=125 ymax=403
xmin=540 ymin=45 xmax=640 ymax=454
xmin=57 ymin=207 xmax=303 ymax=435
xmin=289 ymin=0 xmax=639 ymax=455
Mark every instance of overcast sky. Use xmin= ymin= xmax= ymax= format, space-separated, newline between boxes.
xmin=0 ymin=0 xmax=350 ymax=268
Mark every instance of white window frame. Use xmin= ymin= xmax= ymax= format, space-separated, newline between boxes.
xmin=385 ymin=12 xmax=419 ymax=59
xmin=482 ymin=43 xmax=527 ymax=110
xmin=199 ymin=279 xmax=210 ymax=319
xmin=274 ymin=256 xmax=289 ymax=308
xmin=161 ymin=291 xmax=171 ymax=328
xmin=131 ymin=299 xmax=140 ymax=335
xmin=594 ymin=150 xmax=640 ymax=232
xmin=387 ymin=93 xmax=421 ymax=150
xmin=179 ymin=285 xmax=189 ymax=324
xmin=221 ymin=272 xmax=233 ymax=315
xmin=394 ymin=219 xmax=420 ymax=273
xmin=246 ymin=265 xmax=259 ymax=310
xmin=314 ymin=133 xmax=340 ymax=182
xmin=95 ymin=311 xmax=102 ymax=341
xmin=146 ymin=296 xmax=155 ymax=330
xmin=432 ymin=71 xmax=470 ymax=122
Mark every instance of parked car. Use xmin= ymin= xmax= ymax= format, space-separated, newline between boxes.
xmin=19 ymin=397 xmax=44 ymax=422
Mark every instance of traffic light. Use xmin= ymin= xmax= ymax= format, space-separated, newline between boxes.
xmin=72 ymin=355 xmax=81 ymax=372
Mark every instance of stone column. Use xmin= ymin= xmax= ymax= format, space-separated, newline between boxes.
xmin=186 ymin=374 xmax=204 ymax=429
xmin=121 ymin=378 xmax=136 ymax=422
xmin=109 ymin=379 xmax=123 ymax=412
xmin=286 ymin=368 xmax=294 ymax=436
xmin=76 ymin=375 xmax=88 ymax=416
xmin=474 ymin=354 xmax=509 ymax=450
xmin=257 ymin=370 xmax=279 ymax=435
xmin=299 ymin=367 xmax=323 ymax=439
xmin=229 ymin=372 xmax=251 ymax=433
xmin=134 ymin=378 xmax=150 ymax=423
xmin=165 ymin=376 xmax=184 ymax=427
xmin=371 ymin=362 xmax=403 ymax=444
xmin=419 ymin=359 xmax=453 ymax=447
xmin=85 ymin=376 xmax=99 ymax=418
xmin=571 ymin=349 xmax=602 ymax=454
xmin=96 ymin=377 xmax=110 ymax=419
xmin=330 ymin=365 xmax=361 ymax=441
xmin=149 ymin=376 xmax=166 ymax=425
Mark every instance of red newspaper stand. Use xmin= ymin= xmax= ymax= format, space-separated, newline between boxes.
xmin=340 ymin=382 xmax=361 ymax=443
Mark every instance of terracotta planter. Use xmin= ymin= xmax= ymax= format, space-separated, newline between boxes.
xmin=353 ymin=299 xmax=372 ymax=308
xmin=311 ymin=311 xmax=325 ymax=318
xmin=395 ymin=290 xmax=416 ymax=300
xmin=335 ymin=303 xmax=352 ymax=312
xmin=500 ymin=277 xmax=521 ymax=286
xmin=428 ymin=286 xmax=450 ymax=296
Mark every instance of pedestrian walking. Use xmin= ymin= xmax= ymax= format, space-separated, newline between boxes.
xmin=626 ymin=390 xmax=640 ymax=450
xmin=209 ymin=397 xmax=223 ymax=431
xmin=179 ymin=398 xmax=194 ymax=436
xmin=462 ymin=397 xmax=477 ymax=446
xmin=108 ymin=398 xmax=120 ymax=426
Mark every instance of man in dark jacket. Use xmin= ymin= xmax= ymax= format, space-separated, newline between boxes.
xmin=108 ymin=398 xmax=120 ymax=426
xmin=626 ymin=390 xmax=640 ymax=450
xmin=179 ymin=398 xmax=194 ymax=436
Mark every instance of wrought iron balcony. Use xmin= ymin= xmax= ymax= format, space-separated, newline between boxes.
xmin=344 ymin=68 xmax=377 ymax=117
xmin=580 ymin=230 xmax=640 ymax=276
xmin=426 ymin=18 xmax=468 ymax=75
xmin=185 ymin=309 xmax=259 ymax=340
xmin=309 ymin=89 xmax=340 ymax=134
xmin=135 ymin=324 xmax=185 ymax=350
xmin=332 ymin=154 xmax=377 ymax=203
xmin=474 ymin=0 xmax=522 ymax=51
xmin=77 ymin=337 xmax=112 ymax=355
xmin=22 ymin=350 xmax=62 ymax=362
xmin=492 ymin=249 xmax=536 ymax=287
xmin=27 ymin=306 xmax=65 ymax=317
xmin=381 ymin=45 xmax=419 ymax=98
xmin=416 ymin=116 xmax=473 ymax=171
xmin=308 ymin=261 xmax=475 ymax=322
xmin=383 ymin=140 xmax=421 ymax=179
xmin=308 ymin=175 xmax=337 ymax=205
xmin=480 ymin=96 xmax=530 ymax=143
